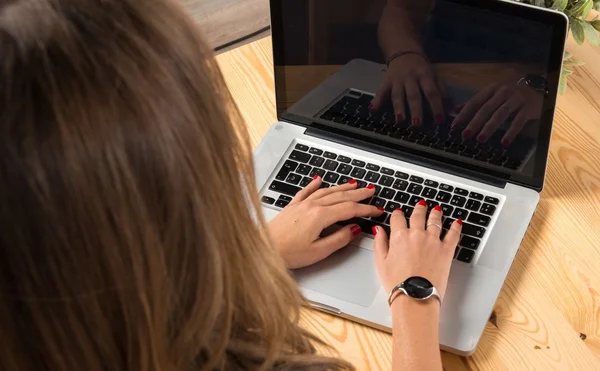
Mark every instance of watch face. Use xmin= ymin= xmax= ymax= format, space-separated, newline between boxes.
xmin=526 ymin=74 xmax=547 ymax=89
xmin=404 ymin=276 xmax=434 ymax=299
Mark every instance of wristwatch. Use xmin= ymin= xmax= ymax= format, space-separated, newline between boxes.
xmin=518 ymin=74 xmax=549 ymax=97
xmin=387 ymin=276 xmax=442 ymax=306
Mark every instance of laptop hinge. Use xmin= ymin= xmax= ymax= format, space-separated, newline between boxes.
xmin=304 ymin=126 xmax=508 ymax=189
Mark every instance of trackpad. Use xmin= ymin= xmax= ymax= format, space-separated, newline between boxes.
xmin=292 ymin=245 xmax=380 ymax=307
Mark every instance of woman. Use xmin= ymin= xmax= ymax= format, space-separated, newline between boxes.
xmin=0 ymin=0 xmax=461 ymax=370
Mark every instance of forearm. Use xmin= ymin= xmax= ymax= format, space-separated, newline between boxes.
xmin=390 ymin=296 xmax=443 ymax=371
xmin=378 ymin=0 xmax=434 ymax=59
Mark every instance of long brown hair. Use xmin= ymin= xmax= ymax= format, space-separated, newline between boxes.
xmin=0 ymin=0 xmax=352 ymax=369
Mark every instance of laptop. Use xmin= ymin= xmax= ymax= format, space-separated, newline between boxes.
xmin=254 ymin=0 xmax=567 ymax=355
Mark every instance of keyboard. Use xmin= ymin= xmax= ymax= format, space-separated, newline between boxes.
xmin=261 ymin=143 xmax=502 ymax=264
xmin=318 ymin=90 xmax=533 ymax=171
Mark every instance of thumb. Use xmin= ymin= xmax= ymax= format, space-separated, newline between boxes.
xmin=311 ymin=224 xmax=362 ymax=260
xmin=372 ymin=226 xmax=389 ymax=275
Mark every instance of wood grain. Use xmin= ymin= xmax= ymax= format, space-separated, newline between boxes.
xmin=215 ymin=36 xmax=600 ymax=370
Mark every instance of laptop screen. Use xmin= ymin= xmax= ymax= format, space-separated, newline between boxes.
xmin=270 ymin=0 xmax=567 ymax=190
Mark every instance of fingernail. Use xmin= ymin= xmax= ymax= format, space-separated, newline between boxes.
xmin=451 ymin=120 xmax=459 ymax=129
xmin=435 ymin=114 xmax=444 ymax=125
xmin=396 ymin=208 xmax=404 ymax=213
xmin=396 ymin=114 xmax=405 ymax=122
xmin=368 ymin=104 xmax=375 ymax=111
xmin=501 ymin=138 xmax=510 ymax=147
xmin=367 ymin=184 xmax=375 ymax=190
xmin=372 ymin=226 xmax=379 ymax=235
xmin=313 ymin=175 xmax=320 ymax=180
xmin=434 ymin=205 xmax=442 ymax=212
xmin=476 ymin=133 xmax=487 ymax=143
xmin=463 ymin=130 xmax=472 ymax=138
xmin=349 ymin=179 xmax=357 ymax=185
xmin=417 ymin=200 xmax=427 ymax=207
xmin=456 ymin=219 xmax=463 ymax=225
xmin=377 ymin=207 xmax=384 ymax=211
xmin=351 ymin=225 xmax=362 ymax=237
xmin=412 ymin=118 xmax=421 ymax=126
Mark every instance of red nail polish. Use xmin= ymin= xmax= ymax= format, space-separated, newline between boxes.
xmin=372 ymin=226 xmax=378 ymax=235
xmin=367 ymin=184 xmax=375 ymax=190
xmin=349 ymin=179 xmax=357 ymax=185
xmin=313 ymin=175 xmax=320 ymax=180
xmin=456 ymin=219 xmax=463 ymax=225
xmin=377 ymin=207 xmax=384 ymax=211
xmin=368 ymin=104 xmax=375 ymax=111
xmin=412 ymin=118 xmax=421 ymax=126
xmin=501 ymin=138 xmax=510 ymax=147
xmin=463 ymin=130 xmax=472 ymax=138
xmin=451 ymin=120 xmax=458 ymax=129
xmin=417 ymin=200 xmax=427 ymax=207
xmin=396 ymin=114 xmax=405 ymax=122
xmin=351 ymin=225 xmax=362 ymax=237
xmin=477 ymin=133 xmax=487 ymax=142
xmin=434 ymin=205 xmax=442 ymax=212
xmin=435 ymin=114 xmax=444 ymax=125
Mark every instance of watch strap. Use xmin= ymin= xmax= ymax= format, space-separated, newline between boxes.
xmin=387 ymin=283 xmax=442 ymax=306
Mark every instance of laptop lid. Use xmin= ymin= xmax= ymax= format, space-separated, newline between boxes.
xmin=270 ymin=0 xmax=568 ymax=191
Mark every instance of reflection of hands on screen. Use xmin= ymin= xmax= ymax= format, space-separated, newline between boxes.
xmin=452 ymin=82 xmax=544 ymax=147
xmin=370 ymin=54 xmax=446 ymax=127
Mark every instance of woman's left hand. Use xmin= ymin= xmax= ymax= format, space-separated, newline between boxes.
xmin=267 ymin=177 xmax=384 ymax=269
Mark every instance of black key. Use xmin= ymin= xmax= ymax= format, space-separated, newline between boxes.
xmin=296 ymin=164 xmax=312 ymax=175
xmin=480 ymin=203 xmax=497 ymax=216
xmin=338 ymin=176 xmax=352 ymax=185
xmin=394 ymin=191 xmax=410 ymax=203
xmin=366 ymin=163 xmax=381 ymax=171
xmin=452 ymin=208 xmax=469 ymax=219
xmin=356 ymin=180 xmax=367 ymax=188
xmin=352 ymin=159 xmax=366 ymax=167
xmin=395 ymin=171 xmax=409 ymax=179
xmin=285 ymin=173 xmax=302 ymax=185
xmin=465 ymin=199 xmax=481 ymax=212
xmin=467 ymin=212 xmax=491 ymax=227
xmin=309 ymin=147 xmax=323 ymax=155
xmin=348 ymin=90 xmax=362 ymax=97
xmin=443 ymin=218 xmax=455 ymax=229
xmin=401 ymin=205 xmax=414 ymax=217
xmin=426 ymin=200 xmax=439 ymax=210
xmin=310 ymin=168 xmax=326 ymax=178
xmin=261 ymin=196 xmax=275 ymax=205
xmin=323 ymin=151 xmax=337 ymax=159
xmin=275 ymin=199 xmax=289 ymax=208
xmin=337 ymin=217 xmax=376 ymax=234
xmin=300 ymin=177 xmax=312 ymax=187
xmin=457 ymin=248 xmax=475 ymax=263
xmin=408 ymin=183 xmax=423 ymax=195
xmin=392 ymin=179 xmax=409 ymax=191
xmin=462 ymin=222 xmax=486 ymax=238
xmin=279 ymin=195 xmax=293 ymax=202
xmin=439 ymin=183 xmax=454 ymax=192
xmin=435 ymin=191 xmax=452 ymax=203
xmin=381 ymin=167 xmax=394 ymax=175
xmin=319 ymin=182 xmax=331 ymax=189
xmin=460 ymin=236 xmax=481 ymax=250
xmin=408 ymin=195 xmax=421 ymax=206
xmin=350 ymin=167 xmax=367 ymax=179
xmin=275 ymin=168 xmax=291 ymax=181
xmin=338 ymin=155 xmax=351 ymax=164
xmin=380 ymin=187 xmax=396 ymax=199
xmin=372 ymin=212 xmax=389 ymax=224
xmin=422 ymin=187 xmax=437 ymax=199
xmin=295 ymin=143 xmax=309 ymax=151
xmin=384 ymin=201 xmax=401 ymax=213
xmin=324 ymin=172 xmax=340 ymax=183
xmin=379 ymin=175 xmax=394 ymax=187
xmin=469 ymin=192 xmax=484 ymax=200
xmin=370 ymin=184 xmax=382 ymax=196
xmin=455 ymin=188 xmax=469 ymax=196
xmin=283 ymin=160 xmax=298 ymax=172
xmin=323 ymin=160 xmax=339 ymax=171
xmin=309 ymin=156 xmax=325 ymax=167
xmin=441 ymin=204 xmax=454 ymax=217
xmin=370 ymin=197 xmax=386 ymax=208
xmin=289 ymin=150 xmax=311 ymax=163
xmin=484 ymin=196 xmax=499 ymax=205
xmin=450 ymin=195 xmax=467 ymax=207
xmin=338 ymin=164 xmax=353 ymax=175
xmin=409 ymin=175 xmax=424 ymax=184
xmin=269 ymin=181 xmax=301 ymax=196
xmin=424 ymin=179 xmax=439 ymax=187
xmin=366 ymin=171 xmax=381 ymax=183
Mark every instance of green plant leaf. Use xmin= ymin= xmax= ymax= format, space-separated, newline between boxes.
xmin=570 ymin=0 xmax=594 ymax=18
xmin=531 ymin=0 xmax=546 ymax=7
xmin=582 ymin=21 xmax=600 ymax=45
xmin=564 ymin=51 xmax=573 ymax=60
xmin=564 ymin=59 xmax=585 ymax=66
xmin=592 ymin=20 xmax=600 ymax=31
xmin=594 ymin=0 xmax=600 ymax=11
xmin=552 ymin=0 xmax=568 ymax=11
xmin=571 ymin=20 xmax=586 ymax=45
xmin=559 ymin=68 xmax=573 ymax=94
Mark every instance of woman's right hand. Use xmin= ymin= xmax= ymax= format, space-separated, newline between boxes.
xmin=372 ymin=200 xmax=463 ymax=297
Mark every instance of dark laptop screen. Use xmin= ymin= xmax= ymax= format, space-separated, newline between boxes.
xmin=270 ymin=0 xmax=567 ymax=190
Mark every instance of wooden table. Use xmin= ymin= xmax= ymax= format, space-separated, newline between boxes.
xmin=215 ymin=36 xmax=600 ymax=370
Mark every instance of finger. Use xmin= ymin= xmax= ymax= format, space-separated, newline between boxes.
xmin=436 ymin=77 xmax=448 ymax=100
xmin=311 ymin=224 xmax=363 ymax=259
xmin=305 ymin=179 xmax=359 ymax=201
xmin=426 ymin=205 xmax=443 ymax=238
xmin=421 ymin=75 xmax=445 ymax=125
xmin=371 ymin=79 xmax=392 ymax=112
xmin=290 ymin=175 xmax=322 ymax=205
xmin=462 ymin=87 xmax=510 ymax=139
xmin=405 ymin=78 xmax=423 ymax=127
xmin=373 ymin=225 xmax=390 ymax=275
xmin=389 ymin=208 xmax=407 ymax=233
xmin=443 ymin=219 xmax=463 ymax=249
xmin=322 ymin=202 xmax=384 ymax=227
xmin=391 ymin=84 xmax=407 ymax=123
xmin=501 ymin=111 xmax=529 ymax=148
xmin=477 ymin=95 xmax=523 ymax=143
xmin=319 ymin=183 xmax=380 ymax=206
xmin=452 ymin=84 xmax=497 ymax=130
xmin=409 ymin=199 xmax=427 ymax=230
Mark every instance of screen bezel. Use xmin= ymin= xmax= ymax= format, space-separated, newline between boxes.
xmin=269 ymin=0 xmax=568 ymax=191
